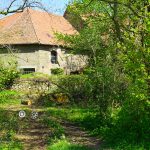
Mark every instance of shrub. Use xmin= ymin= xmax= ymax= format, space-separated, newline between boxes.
xmin=54 ymin=75 xmax=90 ymax=103
xmin=0 ymin=63 xmax=19 ymax=90
xmin=112 ymin=98 xmax=150 ymax=146
xmin=51 ymin=68 xmax=64 ymax=75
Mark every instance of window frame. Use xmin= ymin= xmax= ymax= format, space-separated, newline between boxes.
xmin=51 ymin=50 xmax=57 ymax=64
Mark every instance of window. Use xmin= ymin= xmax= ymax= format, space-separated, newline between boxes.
xmin=51 ymin=51 xmax=57 ymax=64
xmin=21 ymin=68 xmax=35 ymax=74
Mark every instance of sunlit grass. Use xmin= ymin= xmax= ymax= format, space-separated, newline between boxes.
xmin=45 ymin=107 xmax=101 ymax=136
xmin=47 ymin=139 xmax=90 ymax=150
xmin=0 ymin=141 xmax=23 ymax=150
xmin=20 ymin=72 xmax=50 ymax=79
xmin=0 ymin=90 xmax=21 ymax=105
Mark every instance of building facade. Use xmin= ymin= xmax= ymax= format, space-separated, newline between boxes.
xmin=0 ymin=8 xmax=86 ymax=75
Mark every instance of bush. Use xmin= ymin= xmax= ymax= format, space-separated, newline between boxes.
xmin=104 ymin=93 xmax=150 ymax=149
xmin=54 ymin=75 xmax=90 ymax=103
xmin=37 ymin=75 xmax=90 ymax=106
xmin=51 ymin=68 xmax=64 ymax=75
xmin=111 ymin=99 xmax=150 ymax=146
xmin=0 ymin=66 xmax=19 ymax=90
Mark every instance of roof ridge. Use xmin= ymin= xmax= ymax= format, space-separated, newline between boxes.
xmin=28 ymin=8 xmax=64 ymax=17
xmin=27 ymin=8 xmax=40 ymax=44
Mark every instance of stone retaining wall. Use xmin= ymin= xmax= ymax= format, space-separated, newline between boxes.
xmin=11 ymin=78 xmax=51 ymax=93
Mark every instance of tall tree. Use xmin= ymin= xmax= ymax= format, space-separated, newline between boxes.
xmin=57 ymin=0 xmax=150 ymax=146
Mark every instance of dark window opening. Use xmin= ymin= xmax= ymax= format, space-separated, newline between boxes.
xmin=21 ymin=68 xmax=35 ymax=74
xmin=51 ymin=51 xmax=57 ymax=64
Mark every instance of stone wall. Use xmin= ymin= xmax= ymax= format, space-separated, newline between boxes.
xmin=11 ymin=78 xmax=51 ymax=93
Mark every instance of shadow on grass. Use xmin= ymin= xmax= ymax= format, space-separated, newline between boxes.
xmin=0 ymin=108 xmax=24 ymax=149
xmin=45 ymin=107 xmax=102 ymax=136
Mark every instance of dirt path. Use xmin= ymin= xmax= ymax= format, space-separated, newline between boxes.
xmin=60 ymin=120 xmax=102 ymax=150
xmin=2 ymin=105 xmax=102 ymax=150
xmin=4 ymin=106 xmax=49 ymax=150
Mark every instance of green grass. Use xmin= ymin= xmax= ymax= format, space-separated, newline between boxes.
xmin=0 ymin=90 xmax=21 ymax=105
xmin=0 ymin=87 xmax=148 ymax=150
xmin=0 ymin=141 xmax=23 ymax=150
xmin=102 ymin=141 xmax=148 ymax=150
xmin=45 ymin=107 xmax=101 ymax=136
xmin=47 ymin=139 xmax=90 ymax=150
xmin=0 ymin=108 xmax=23 ymax=150
xmin=0 ymin=91 xmax=31 ymax=150
xmin=42 ymin=116 xmax=64 ymax=139
xmin=45 ymin=106 xmax=150 ymax=150
xmin=20 ymin=72 xmax=50 ymax=79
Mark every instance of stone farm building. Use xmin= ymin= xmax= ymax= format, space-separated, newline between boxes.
xmin=0 ymin=8 xmax=86 ymax=75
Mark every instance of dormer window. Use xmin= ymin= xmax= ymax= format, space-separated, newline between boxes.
xmin=51 ymin=51 xmax=57 ymax=64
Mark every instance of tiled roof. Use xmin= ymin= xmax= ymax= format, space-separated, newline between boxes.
xmin=0 ymin=8 xmax=77 ymax=45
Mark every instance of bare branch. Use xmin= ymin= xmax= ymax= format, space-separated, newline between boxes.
xmin=6 ymin=0 xmax=16 ymax=14
xmin=0 ymin=0 xmax=43 ymax=15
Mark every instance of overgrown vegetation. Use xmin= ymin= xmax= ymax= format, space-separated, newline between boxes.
xmin=56 ymin=0 xmax=150 ymax=149
xmin=0 ymin=61 xmax=19 ymax=90
xmin=51 ymin=68 xmax=64 ymax=75
xmin=0 ymin=0 xmax=149 ymax=149
xmin=45 ymin=107 xmax=100 ymax=136
xmin=51 ymin=75 xmax=89 ymax=102
xmin=46 ymin=106 xmax=149 ymax=149
xmin=0 ymin=90 xmax=21 ymax=105
xmin=0 ymin=108 xmax=23 ymax=149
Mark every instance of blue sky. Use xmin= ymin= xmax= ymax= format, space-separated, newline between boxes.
xmin=0 ymin=0 xmax=71 ymax=17
xmin=41 ymin=0 xmax=71 ymax=15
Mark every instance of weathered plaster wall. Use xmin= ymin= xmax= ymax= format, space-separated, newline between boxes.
xmin=15 ymin=45 xmax=39 ymax=71
xmin=0 ymin=45 xmax=39 ymax=71
xmin=0 ymin=45 xmax=87 ymax=75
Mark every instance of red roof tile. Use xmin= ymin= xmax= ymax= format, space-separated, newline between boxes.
xmin=0 ymin=8 xmax=77 ymax=45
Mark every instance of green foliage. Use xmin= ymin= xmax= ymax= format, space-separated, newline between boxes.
xmin=46 ymin=107 xmax=101 ymax=136
xmin=115 ymin=99 xmax=149 ymax=143
xmin=0 ymin=62 xmax=19 ymax=90
xmin=0 ymin=109 xmax=19 ymax=133
xmin=48 ymin=139 xmax=90 ymax=150
xmin=42 ymin=117 xmax=64 ymax=140
xmin=0 ymin=108 xmax=23 ymax=149
xmin=0 ymin=90 xmax=21 ymax=105
xmin=46 ymin=106 xmax=150 ymax=149
xmin=0 ymin=141 xmax=23 ymax=150
xmin=56 ymin=0 xmax=150 ymax=149
xmin=51 ymin=68 xmax=64 ymax=75
xmin=54 ymin=75 xmax=90 ymax=103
